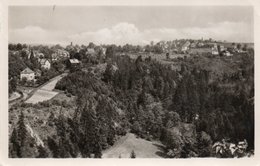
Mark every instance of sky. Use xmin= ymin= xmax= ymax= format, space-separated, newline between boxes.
xmin=9 ymin=6 xmax=254 ymax=45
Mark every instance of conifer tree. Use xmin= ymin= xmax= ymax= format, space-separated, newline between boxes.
xmin=130 ymin=150 xmax=136 ymax=158
xmin=37 ymin=145 xmax=48 ymax=158
xmin=80 ymin=102 xmax=102 ymax=158
xmin=9 ymin=127 xmax=20 ymax=157
xmin=47 ymin=136 xmax=59 ymax=158
xmin=17 ymin=111 xmax=27 ymax=147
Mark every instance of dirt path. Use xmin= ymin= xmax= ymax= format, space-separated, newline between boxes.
xmin=102 ymin=133 xmax=165 ymax=158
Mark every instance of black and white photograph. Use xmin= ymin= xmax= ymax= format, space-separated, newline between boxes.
xmin=6 ymin=4 xmax=255 ymax=159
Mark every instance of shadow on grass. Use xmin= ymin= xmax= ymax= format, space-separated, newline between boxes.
xmin=152 ymin=143 xmax=169 ymax=158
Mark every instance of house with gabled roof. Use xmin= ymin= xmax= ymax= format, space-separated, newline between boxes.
xmin=69 ymin=58 xmax=80 ymax=64
xmin=51 ymin=49 xmax=70 ymax=62
xmin=38 ymin=58 xmax=51 ymax=70
xmin=68 ymin=58 xmax=81 ymax=70
xmin=20 ymin=67 xmax=35 ymax=81
xmin=29 ymin=51 xmax=44 ymax=59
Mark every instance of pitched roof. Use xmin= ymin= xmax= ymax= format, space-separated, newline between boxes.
xmin=21 ymin=67 xmax=34 ymax=74
xmin=38 ymin=58 xmax=50 ymax=65
xmin=69 ymin=58 xmax=80 ymax=64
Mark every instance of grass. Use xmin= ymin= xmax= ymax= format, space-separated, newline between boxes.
xmin=102 ymin=133 xmax=165 ymax=158
xmin=25 ymin=89 xmax=58 ymax=104
xmin=25 ymin=74 xmax=65 ymax=104
xmin=41 ymin=75 xmax=64 ymax=91
xmin=52 ymin=92 xmax=75 ymax=102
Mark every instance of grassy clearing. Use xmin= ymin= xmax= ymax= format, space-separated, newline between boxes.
xmin=52 ymin=92 xmax=75 ymax=103
xmin=102 ymin=133 xmax=165 ymax=158
xmin=41 ymin=75 xmax=64 ymax=91
xmin=25 ymin=74 xmax=65 ymax=104
xmin=25 ymin=89 xmax=58 ymax=104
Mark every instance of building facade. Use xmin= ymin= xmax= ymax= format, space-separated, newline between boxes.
xmin=20 ymin=67 xmax=35 ymax=81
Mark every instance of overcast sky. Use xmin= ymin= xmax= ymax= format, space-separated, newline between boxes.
xmin=9 ymin=6 xmax=253 ymax=45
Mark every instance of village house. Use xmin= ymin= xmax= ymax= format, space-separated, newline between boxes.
xmin=197 ymin=42 xmax=204 ymax=47
xmin=20 ymin=67 xmax=35 ymax=81
xmin=51 ymin=53 xmax=59 ymax=62
xmin=68 ymin=58 xmax=81 ymax=71
xmin=222 ymin=50 xmax=232 ymax=57
xmin=190 ymin=41 xmax=198 ymax=48
xmin=35 ymin=69 xmax=42 ymax=78
xmin=68 ymin=58 xmax=80 ymax=68
xmin=38 ymin=58 xmax=51 ymax=70
xmin=95 ymin=46 xmax=107 ymax=56
xmin=219 ymin=45 xmax=225 ymax=52
xmin=86 ymin=48 xmax=95 ymax=56
xmin=158 ymin=41 xmax=167 ymax=52
xmin=181 ymin=41 xmax=191 ymax=53
xmin=212 ymin=44 xmax=219 ymax=55
xmin=21 ymin=48 xmax=30 ymax=58
xmin=29 ymin=51 xmax=44 ymax=59
xmin=101 ymin=47 xmax=107 ymax=55
xmin=51 ymin=49 xmax=70 ymax=62
xmin=232 ymin=45 xmax=245 ymax=53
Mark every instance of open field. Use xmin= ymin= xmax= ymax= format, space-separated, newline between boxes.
xmin=25 ymin=89 xmax=58 ymax=104
xmin=102 ymin=133 xmax=165 ymax=158
xmin=41 ymin=75 xmax=64 ymax=91
xmin=25 ymin=74 xmax=66 ymax=104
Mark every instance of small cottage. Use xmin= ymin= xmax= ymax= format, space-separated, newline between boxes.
xmin=20 ymin=67 xmax=35 ymax=81
xmin=38 ymin=59 xmax=51 ymax=69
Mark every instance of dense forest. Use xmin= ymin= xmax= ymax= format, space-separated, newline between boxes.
xmin=9 ymin=45 xmax=254 ymax=158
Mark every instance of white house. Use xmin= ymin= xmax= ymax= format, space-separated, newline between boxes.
xmin=51 ymin=49 xmax=70 ymax=62
xmin=212 ymin=44 xmax=219 ymax=55
xmin=181 ymin=41 xmax=191 ymax=52
xmin=222 ymin=50 xmax=232 ymax=57
xmin=38 ymin=58 xmax=51 ymax=69
xmin=69 ymin=58 xmax=80 ymax=64
xmin=86 ymin=48 xmax=95 ymax=56
xmin=20 ymin=67 xmax=35 ymax=81
xmin=219 ymin=45 xmax=225 ymax=52
xmin=101 ymin=47 xmax=107 ymax=55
